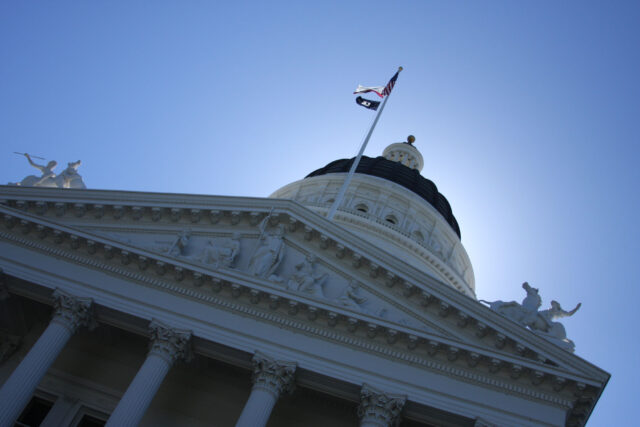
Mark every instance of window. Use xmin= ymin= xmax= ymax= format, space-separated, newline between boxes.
xmin=355 ymin=203 xmax=369 ymax=213
xmin=71 ymin=407 xmax=108 ymax=427
xmin=385 ymin=215 xmax=398 ymax=225
xmin=15 ymin=396 xmax=55 ymax=427
xmin=76 ymin=414 xmax=106 ymax=427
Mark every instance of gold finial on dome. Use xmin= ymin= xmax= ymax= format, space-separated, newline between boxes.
xmin=407 ymin=135 xmax=415 ymax=145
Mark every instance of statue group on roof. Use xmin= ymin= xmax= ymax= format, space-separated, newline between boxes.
xmin=9 ymin=153 xmax=86 ymax=189
xmin=481 ymin=282 xmax=581 ymax=351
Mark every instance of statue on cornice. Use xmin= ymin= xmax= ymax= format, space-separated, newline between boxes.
xmin=286 ymin=254 xmax=327 ymax=297
xmin=481 ymin=282 xmax=581 ymax=351
xmin=9 ymin=153 xmax=86 ymax=189
xmin=248 ymin=215 xmax=285 ymax=281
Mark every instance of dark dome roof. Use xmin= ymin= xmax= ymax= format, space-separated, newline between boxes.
xmin=306 ymin=156 xmax=461 ymax=238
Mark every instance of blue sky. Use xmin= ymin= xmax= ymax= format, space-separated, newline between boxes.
xmin=2 ymin=1 xmax=639 ymax=424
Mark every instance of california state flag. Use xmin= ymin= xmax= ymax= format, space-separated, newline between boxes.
xmin=353 ymin=85 xmax=385 ymax=98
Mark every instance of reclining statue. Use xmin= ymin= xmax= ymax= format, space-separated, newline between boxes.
xmin=481 ymin=282 xmax=581 ymax=352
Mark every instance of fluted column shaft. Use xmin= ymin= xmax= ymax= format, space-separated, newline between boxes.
xmin=235 ymin=352 xmax=296 ymax=427
xmin=0 ymin=290 xmax=92 ymax=427
xmin=358 ymin=384 xmax=406 ymax=427
xmin=106 ymin=320 xmax=191 ymax=427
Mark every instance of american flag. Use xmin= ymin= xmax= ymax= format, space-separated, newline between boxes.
xmin=353 ymin=67 xmax=402 ymax=98
xmin=381 ymin=70 xmax=399 ymax=97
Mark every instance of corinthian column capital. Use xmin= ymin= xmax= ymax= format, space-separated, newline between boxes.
xmin=51 ymin=289 xmax=93 ymax=333
xmin=251 ymin=351 xmax=297 ymax=398
xmin=148 ymin=319 xmax=192 ymax=365
xmin=358 ymin=383 xmax=406 ymax=427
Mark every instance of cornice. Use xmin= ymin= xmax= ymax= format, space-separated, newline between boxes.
xmin=0 ymin=187 xmax=610 ymax=380
xmin=0 ymin=204 xmax=604 ymax=415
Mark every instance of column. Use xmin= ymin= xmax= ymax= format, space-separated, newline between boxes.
xmin=235 ymin=351 xmax=296 ymax=427
xmin=358 ymin=383 xmax=406 ymax=427
xmin=0 ymin=289 xmax=93 ymax=427
xmin=105 ymin=320 xmax=191 ymax=427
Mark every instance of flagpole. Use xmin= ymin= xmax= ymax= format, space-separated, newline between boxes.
xmin=326 ymin=67 xmax=402 ymax=221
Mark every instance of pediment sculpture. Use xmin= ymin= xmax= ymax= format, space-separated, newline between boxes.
xmin=248 ymin=214 xmax=286 ymax=282
xmin=286 ymin=254 xmax=328 ymax=297
xmin=481 ymin=282 xmax=581 ymax=352
xmin=9 ymin=153 xmax=86 ymax=189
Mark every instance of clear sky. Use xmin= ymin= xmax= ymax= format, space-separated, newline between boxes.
xmin=1 ymin=1 xmax=639 ymax=424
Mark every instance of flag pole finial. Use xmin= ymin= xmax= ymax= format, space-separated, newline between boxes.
xmin=398 ymin=66 xmax=403 ymax=72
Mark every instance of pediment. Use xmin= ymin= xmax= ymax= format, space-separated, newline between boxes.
xmin=0 ymin=187 xmax=609 ymax=400
xmin=79 ymin=225 xmax=443 ymax=336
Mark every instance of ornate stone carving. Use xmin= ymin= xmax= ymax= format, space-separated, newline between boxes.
xmin=251 ymin=351 xmax=296 ymax=399
xmin=198 ymin=233 xmax=241 ymax=268
xmin=9 ymin=153 xmax=86 ymax=188
xmin=148 ymin=320 xmax=192 ymax=365
xmin=481 ymin=282 xmax=581 ymax=351
xmin=51 ymin=289 xmax=94 ymax=332
xmin=336 ymin=280 xmax=367 ymax=310
xmin=286 ymin=254 xmax=327 ymax=297
xmin=248 ymin=214 xmax=286 ymax=281
xmin=358 ymin=383 xmax=406 ymax=427
xmin=168 ymin=228 xmax=192 ymax=256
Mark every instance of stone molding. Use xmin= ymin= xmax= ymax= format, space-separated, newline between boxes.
xmin=251 ymin=351 xmax=296 ymax=398
xmin=148 ymin=319 xmax=192 ymax=365
xmin=0 ymin=198 xmax=607 ymax=423
xmin=51 ymin=288 xmax=93 ymax=333
xmin=0 ymin=198 xmax=545 ymax=361
xmin=0 ymin=210 xmax=593 ymax=403
xmin=358 ymin=383 xmax=406 ymax=427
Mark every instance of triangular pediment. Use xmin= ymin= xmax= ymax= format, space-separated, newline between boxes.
xmin=0 ymin=186 xmax=610 ymax=402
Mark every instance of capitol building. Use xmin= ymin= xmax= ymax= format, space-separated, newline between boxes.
xmin=0 ymin=140 xmax=608 ymax=426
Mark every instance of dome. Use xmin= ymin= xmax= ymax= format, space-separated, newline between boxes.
xmin=306 ymin=155 xmax=460 ymax=238
xmin=270 ymin=136 xmax=475 ymax=297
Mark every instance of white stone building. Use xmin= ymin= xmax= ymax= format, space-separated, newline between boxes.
xmin=0 ymin=140 xmax=608 ymax=426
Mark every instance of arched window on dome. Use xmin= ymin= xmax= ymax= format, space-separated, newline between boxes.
xmin=355 ymin=203 xmax=369 ymax=213
xmin=385 ymin=214 xmax=398 ymax=225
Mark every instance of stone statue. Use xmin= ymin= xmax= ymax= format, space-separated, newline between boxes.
xmin=286 ymin=254 xmax=328 ymax=297
xmin=337 ymin=280 xmax=368 ymax=310
xmin=248 ymin=215 xmax=285 ymax=281
xmin=532 ymin=300 xmax=581 ymax=350
xmin=168 ymin=229 xmax=192 ymax=257
xmin=199 ymin=233 xmax=241 ymax=268
xmin=58 ymin=160 xmax=86 ymax=189
xmin=481 ymin=282 xmax=581 ymax=351
xmin=10 ymin=153 xmax=86 ymax=188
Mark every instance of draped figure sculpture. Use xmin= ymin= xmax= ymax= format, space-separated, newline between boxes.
xmin=248 ymin=215 xmax=285 ymax=281
xmin=199 ymin=233 xmax=241 ymax=268
xmin=286 ymin=254 xmax=327 ymax=297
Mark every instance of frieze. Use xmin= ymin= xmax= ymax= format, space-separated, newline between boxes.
xmin=0 ymin=199 xmax=604 ymax=387
xmin=0 ymin=216 xmax=591 ymax=409
xmin=0 ymin=201 xmax=585 ymax=364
